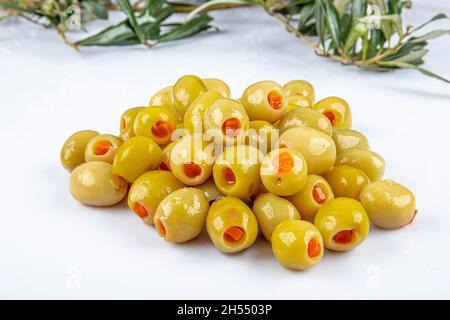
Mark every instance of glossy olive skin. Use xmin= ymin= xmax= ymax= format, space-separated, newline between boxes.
xmin=213 ymin=145 xmax=262 ymax=198
xmin=119 ymin=107 xmax=146 ymax=141
xmin=313 ymin=96 xmax=352 ymax=129
xmin=159 ymin=140 xmax=177 ymax=171
xmin=332 ymin=128 xmax=369 ymax=153
xmin=84 ymin=134 xmax=123 ymax=164
xmin=60 ymin=130 xmax=99 ymax=172
xmin=202 ymin=78 xmax=231 ymax=98
xmin=247 ymin=120 xmax=278 ymax=154
xmin=241 ymin=81 xmax=287 ymax=123
xmin=206 ymin=197 xmax=258 ymax=253
xmin=260 ymin=148 xmax=308 ymax=196
xmin=271 ymin=220 xmax=323 ymax=270
xmin=287 ymin=175 xmax=334 ymax=222
xmin=128 ymin=170 xmax=185 ymax=225
xmin=133 ymin=107 xmax=177 ymax=146
xmin=203 ymin=98 xmax=250 ymax=145
xmin=173 ymin=75 xmax=207 ymax=118
xmin=278 ymin=127 xmax=336 ymax=175
xmin=154 ymin=188 xmax=209 ymax=243
xmin=282 ymin=80 xmax=315 ymax=104
xmin=112 ymin=136 xmax=162 ymax=183
xmin=287 ymin=94 xmax=312 ymax=108
xmin=278 ymin=107 xmax=333 ymax=136
xmin=360 ymin=180 xmax=416 ymax=229
xmin=169 ymin=134 xmax=215 ymax=186
xmin=336 ymin=149 xmax=385 ymax=181
xmin=149 ymin=86 xmax=181 ymax=122
xmin=70 ymin=161 xmax=128 ymax=206
xmin=253 ymin=193 xmax=301 ymax=242
xmin=196 ymin=178 xmax=224 ymax=204
xmin=324 ymin=165 xmax=370 ymax=200
xmin=314 ymin=198 xmax=370 ymax=251
xmin=184 ymin=91 xmax=221 ymax=133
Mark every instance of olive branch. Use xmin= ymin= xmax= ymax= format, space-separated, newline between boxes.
xmin=0 ymin=0 xmax=448 ymax=82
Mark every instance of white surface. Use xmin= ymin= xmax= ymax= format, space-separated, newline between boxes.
xmin=1 ymin=2 xmax=450 ymax=300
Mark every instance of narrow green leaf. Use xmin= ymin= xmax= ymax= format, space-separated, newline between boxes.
xmin=83 ymin=1 xmax=109 ymax=20
xmin=158 ymin=13 xmax=213 ymax=43
xmin=409 ymin=29 xmax=450 ymax=43
xmin=117 ymin=0 xmax=146 ymax=42
xmin=340 ymin=13 xmax=352 ymax=40
xmin=367 ymin=28 xmax=380 ymax=58
xmin=145 ymin=0 xmax=166 ymax=16
xmin=392 ymin=49 xmax=428 ymax=63
xmin=382 ymin=41 xmax=427 ymax=61
xmin=351 ymin=0 xmax=367 ymax=22
xmin=297 ymin=3 xmax=315 ymax=32
xmin=388 ymin=0 xmax=402 ymax=14
xmin=315 ymin=0 xmax=326 ymax=49
xmin=344 ymin=22 xmax=367 ymax=53
xmin=413 ymin=13 xmax=448 ymax=32
xmin=377 ymin=61 xmax=450 ymax=83
xmin=323 ymin=0 xmax=342 ymax=48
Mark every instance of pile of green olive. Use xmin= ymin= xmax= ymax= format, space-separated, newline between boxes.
xmin=60 ymin=75 xmax=417 ymax=270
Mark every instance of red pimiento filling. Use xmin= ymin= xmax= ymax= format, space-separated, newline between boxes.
xmin=267 ymin=92 xmax=283 ymax=110
xmin=223 ymin=167 xmax=236 ymax=185
xmin=155 ymin=219 xmax=166 ymax=236
xmin=93 ymin=141 xmax=111 ymax=155
xmin=312 ymin=186 xmax=327 ymax=204
xmin=183 ymin=162 xmax=202 ymax=178
xmin=409 ymin=210 xmax=418 ymax=224
xmin=159 ymin=162 xmax=170 ymax=171
xmin=222 ymin=118 xmax=241 ymax=138
xmin=308 ymin=238 xmax=321 ymax=258
xmin=151 ymin=120 xmax=172 ymax=138
xmin=324 ymin=111 xmax=336 ymax=126
xmin=277 ymin=151 xmax=293 ymax=173
xmin=224 ymin=226 xmax=244 ymax=243
xmin=333 ymin=230 xmax=353 ymax=243
xmin=133 ymin=203 xmax=148 ymax=219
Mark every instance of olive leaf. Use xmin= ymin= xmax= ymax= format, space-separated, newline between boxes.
xmin=413 ymin=13 xmax=448 ymax=32
xmin=408 ymin=30 xmax=450 ymax=44
xmin=117 ymin=0 xmax=146 ymax=43
xmin=314 ymin=0 xmax=326 ymax=49
xmin=377 ymin=61 xmax=450 ymax=83
xmin=323 ymin=0 xmax=342 ymax=48
xmin=158 ymin=13 xmax=213 ymax=43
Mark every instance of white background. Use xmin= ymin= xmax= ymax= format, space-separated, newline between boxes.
xmin=1 ymin=1 xmax=449 ymax=299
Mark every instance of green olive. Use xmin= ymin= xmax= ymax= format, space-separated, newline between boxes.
xmin=213 ymin=145 xmax=263 ymax=198
xmin=149 ymin=86 xmax=181 ymax=122
xmin=70 ymin=161 xmax=128 ymax=206
xmin=184 ymin=91 xmax=221 ymax=133
xmin=84 ymin=134 xmax=123 ymax=164
xmin=112 ymin=136 xmax=162 ymax=183
xmin=173 ymin=75 xmax=207 ymax=118
xmin=60 ymin=130 xmax=99 ymax=172
xmin=169 ymin=134 xmax=215 ymax=186
xmin=278 ymin=107 xmax=333 ymax=136
xmin=286 ymin=94 xmax=312 ymax=108
xmin=247 ymin=120 xmax=278 ymax=154
xmin=278 ymin=127 xmax=336 ymax=175
xmin=287 ymin=175 xmax=334 ymax=222
xmin=336 ymin=149 xmax=385 ymax=181
xmin=282 ymin=80 xmax=315 ymax=104
xmin=253 ymin=193 xmax=301 ymax=242
xmin=119 ymin=107 xmax=146 ymax=141
xmin=196 ymin=178 xmax=224 ymax=204
xmin=154 ymin=188 xmax=209 ymax=243
xmin=206 ymin=197 xmax=258 ymax=253
xmin=203 ymin=98 xmax=250 ymax=145
xmin=260 ymin=148 xmax=308 ymax=196
xmin=202 ymin=78 xmax=231 ymax=98
xmin=128 ymin=170 xmax=185 ymax=225
xmin=159 ymin=139 xmax=177 ymax=171
xmin=332 ymin=128 xmax=370 ymax=153
xmin=314 ymin=197 xmax=370 ymax=251
xmin=241 ymin=81 xmax=287 ymax=123
xmin=313 ymin=96 xmax=352 ymax=129
xmin=323 ymin=165 xmax=370 ymax=200
xmin=271 ymin=220 xmax=323 ymax=270
xmin=134 ymin=107 xmax=177 ymax=146
xmin=360 ymin=180 xmax=416 ymax=229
